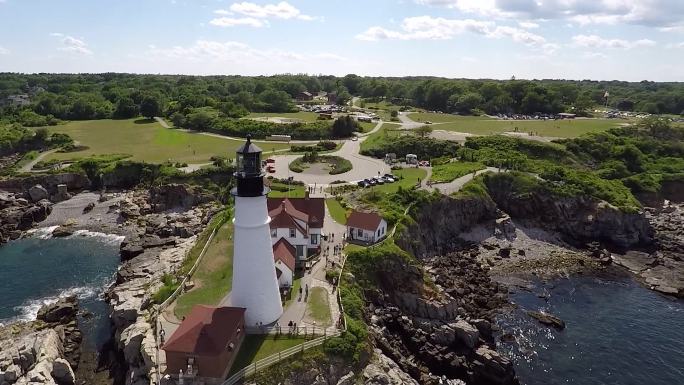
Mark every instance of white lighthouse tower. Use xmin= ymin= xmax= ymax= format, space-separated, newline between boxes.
xmin=230 ymin=135 xmax=283 ymax=326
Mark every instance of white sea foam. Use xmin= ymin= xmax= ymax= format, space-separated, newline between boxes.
xmin=69 ymin=230 xmax=125 ymax=246
xmin=26 ymin=226 xmax=59 ymax=239
xmin=4 ymin=286 xmax=98 ymax=324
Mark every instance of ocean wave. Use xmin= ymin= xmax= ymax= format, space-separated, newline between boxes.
xmin=1 ymin=286 xmax=99 ymax=326
xmin=26 ymin=226 xmax=59 ymax=239
xmin=69 ymin=230 xmax=125 ymax=246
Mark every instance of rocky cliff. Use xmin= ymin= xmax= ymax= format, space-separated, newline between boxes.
xmin=0 ymin=174 xmax=90 ymax=194
xmin=483 ymin=175 xmax=654 ymax=249
xmin=397 ymin=195 xmax=497 ymax=258
xmin=0 ymin=191 xmax=52 ymax=244
xmin=0 ymin=297 xmax=81 ymax=385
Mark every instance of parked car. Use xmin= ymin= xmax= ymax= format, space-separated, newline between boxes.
xmin=384 ymin=173 xmax=396 ymax=181
xmin=351 ymin=136 xmax=358 ymax=141
xmin=373 ymin=177 xmax=385 ymax=185
xmin=366 ymin=178 xmax=376 ymax=186
xmin=357 ymin=180 xmax=369 ymax=188
xmin=265 ymin=158 xmax=276 ymax=164
xmin=383 ymin=176 xmax=395 ymax=183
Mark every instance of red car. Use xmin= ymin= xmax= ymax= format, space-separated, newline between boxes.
xmin=265 ymin=158 xmax=276 ymax=164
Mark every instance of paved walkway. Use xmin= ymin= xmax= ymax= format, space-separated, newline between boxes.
xmin=425 ymin=167 xmax=499 ymax=195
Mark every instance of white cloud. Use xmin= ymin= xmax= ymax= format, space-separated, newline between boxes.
xmin=0 ymin=46 xmax=9 ymax=55
xmin=148 ymin=40 xmax=346 ymax=64
xmin=572 ymin=34 xmax=656 ymax=49
xmin=519 ymin=21 xmax=539 ymax=29
xmin=212 ymin=1 xmax=316 ymax=26
xmin=210 ymin=17 xmax=267 ymax=27
xmin=357 ymin=16 xmax=547 ymax=47
xmin=50 ymin=33 xmax=92 ymax=55
xmin=415 ymin=0 xmax=684 ymax=29
xmin=666 ymin=42 xmax=684 ymax=49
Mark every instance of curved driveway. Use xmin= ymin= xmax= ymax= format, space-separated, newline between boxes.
xmin=269 ymin=121 xmax=390 ymax=185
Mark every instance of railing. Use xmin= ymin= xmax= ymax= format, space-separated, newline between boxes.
xmin=153 ymin=214 xmax=227 ymax=384
xmin=221 ymin=331 xmax=341 ymax=385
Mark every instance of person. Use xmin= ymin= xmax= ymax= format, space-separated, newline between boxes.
xmin=288 ymin=320 xmax=293 ymax=332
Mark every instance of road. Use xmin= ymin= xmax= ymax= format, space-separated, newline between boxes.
xmin=269 ymin=120 xmax=389 ymax=185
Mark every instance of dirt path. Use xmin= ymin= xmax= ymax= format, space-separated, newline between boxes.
xmin=18 ymin=149 xmax=58 ymax=172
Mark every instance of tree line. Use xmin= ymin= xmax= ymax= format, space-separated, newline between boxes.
xmin=0 ymin=73 xmax=682 ymax=128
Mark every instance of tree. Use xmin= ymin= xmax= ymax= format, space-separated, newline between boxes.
xmin=259 ymin=89 xmax=294 ymax=112
xmin=114 ymin=97 xmax=139 ymax=119
xmin=140 ymin=95 xmax=162 ymax=119
xmin=452 ymin=93 xmax=483 ymax=115
xmin=390 ymin=110 xmax=399 ymax=118
xmin=332 ymin=116 xmax=358 ymax=138
xmin=414 ymin=125 xmax=433 ymax=138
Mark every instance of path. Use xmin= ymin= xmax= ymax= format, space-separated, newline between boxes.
xmin=425 ymin=167 xmax=499 ymax=195
xmin=154 ymin=116 xmax=171 ymax=128
xmin=18 ymin=149 xmax=58 ymax=172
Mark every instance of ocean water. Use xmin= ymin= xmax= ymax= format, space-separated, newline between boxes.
xmin=497 ymin=270 xmax=684 ymax=385
xmin=0 ymin=229 xmax=123 ymax=348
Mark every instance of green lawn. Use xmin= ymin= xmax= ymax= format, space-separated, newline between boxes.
xmin=325 ymin=198 xmax=348 ymax=225
xmin=283 ymin=275 xmax=302 ymax=308
xmin=358 ymin=121 xmax=376 ymax=133
xmin=360 ymin=123 xmax=401 ymax=153
xmin=306 ymin=287 xmax=332 ymax=327
xmin=230 ymin=335 xmax=307 ymax=375
xmin=344 ymin=243 xmax=367 ymax=254
xmin=245 ymin=112 xmax=319 ymax=122
xmin=408 ymin=113 xmax=622 ymax=138
xmin=45 ymin=119 xmax=291 ymax=164
xmin=430 ymin=161 xmax=486 ymax=183
xmin=174 ymin=220 xmax=234 ymax=318
xmin=268 ymin=182 xmax=306 ymax=198
xmin=369 ymin=168 xmax=427 ymax=194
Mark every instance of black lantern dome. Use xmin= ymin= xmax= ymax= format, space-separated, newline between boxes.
xmin=232 ymin=134 xmax=267 ymax=197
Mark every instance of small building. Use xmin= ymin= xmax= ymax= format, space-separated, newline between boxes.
xmin=163 ymin=306 xmax=246 ymax=380
xmin=272 ymin=238 xmax=296 ymax=288
xmin=384 ymin=153 xmax=397 ymax=164
xmin=3 ymin=94 xmax=31 ymax=107
xmin=346 ymin=210 xmax=388 ymax=245
xmin=268 ymin=197 xmax=325 ymax=266
xmin=296 ymin=91 xmax=313 ymax=102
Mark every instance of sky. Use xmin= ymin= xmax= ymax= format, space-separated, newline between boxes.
xmin=0 ymin=0 xmax=683 ymax=81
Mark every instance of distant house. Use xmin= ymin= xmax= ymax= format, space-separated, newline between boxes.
xmin=296 ymin=91 xmax=313 ymax=102
xmin=163 ymin=306 xmax=246 ymax=380
xmin=272 ymin=238 xmax=296 ymax=288
xmin=346 ymin=210 xmax=388 ymax=244
xmin=268 ymin=197 xmax=325 ymax=267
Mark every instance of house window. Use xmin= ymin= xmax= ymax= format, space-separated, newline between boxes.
xmin=377 ymin=229 xmax=381 ymax=237
xmin=289 ymin=228 xmax=296 ymax=238
xmin=271 ymin=228 xmax=277 ymax=237
xmin=311 ymin=234 xmax=319 ymax=245
xmin=357 ymin=228 xmax=363 ymax=237
xmin=296 ymin=245 xmax=304 ymax=258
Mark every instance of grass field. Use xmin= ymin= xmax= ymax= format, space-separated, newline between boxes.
xmin=268 ymin=182 xmax=306 ymax=198
xmin=306 ymin=287 xmax=332 ymax=327
xmin=360 ymin=123 xmax=401 ymax=153
xmin=430 ymin=161 xmax=486 ymax=183
xmin=174 ymin=220 xmax=233 ymax=318
xmin=358 ymin=121 xmax=376 ymax=133
xmin=408 ymin=113 xmax=623 ymax=138
xmin=370 ymin=167 xmax=427 ymax=194
xmin=325 ymin=198 xmax=348 ymax=224
xmin=45 ymin=119 xmax=291 ymax=164
xmin=230 ymin=335 xmax=307 ymax=375
xmin=245 ymin=112 xmax=319 ymax=122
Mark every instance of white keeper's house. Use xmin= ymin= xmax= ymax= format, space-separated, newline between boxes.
xmin=267 ymin=197 xmax=325 ymax=271
xmin=346 ymin=210 xmax=388 ymax=245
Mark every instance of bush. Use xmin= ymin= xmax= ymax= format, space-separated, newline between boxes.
xmin=153 ymin=273 xmax=180 ymax=304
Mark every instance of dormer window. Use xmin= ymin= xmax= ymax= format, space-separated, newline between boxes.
xmin=289 ymin=228 xmax=296 ymax=238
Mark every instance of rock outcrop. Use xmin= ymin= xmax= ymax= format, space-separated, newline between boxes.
xmin=0 ymin=298 xmax=81 ymax=385
xmin=0 ymin=191 xmax=52 ymax=244
xmin=0 ymin=173 xmax=90 ymax=195
xmin=484 ymin=175 xmax=654 ymax=249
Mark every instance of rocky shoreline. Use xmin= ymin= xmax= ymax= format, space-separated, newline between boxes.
xmin=0 ymin=174 xmax=220 ymax=385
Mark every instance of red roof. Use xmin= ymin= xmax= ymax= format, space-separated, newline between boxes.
xmin=272 ymin=238 xmax=296 ymax=272
xmin=346 ymin=210 xmax=384 ymax=232
xmin=163 ymin=306 xmax=245 ymax=355
xmin=267 ymin=197 xmax=325 ymax=228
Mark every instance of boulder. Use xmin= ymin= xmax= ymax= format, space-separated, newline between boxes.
xmin=51 ymin=226 xmax=74 ymax=238
xmin=472 ymin=346 xmax=516 ymax=385
xmin=51 ymin=358 xmax=75 ymax=385
xmin=336 ymin=371 xmax=355 ymax=385
xmin=119 ymin=318 xmax=151 ymax=365
xmin=452 ymin=320 xmax=479 ymax=349
xmin=28 ymin=185 xmax=49 ymax=202
xmin=37 ymin=296 xmax=78 ymax=324
xmin=527 ymin=311 xmax=565 ymax=330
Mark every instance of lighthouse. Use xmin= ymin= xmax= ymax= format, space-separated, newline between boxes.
xmin=230 ymin=135 xmax=283 ymax=326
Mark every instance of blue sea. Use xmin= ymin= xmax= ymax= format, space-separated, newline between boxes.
xmin=0 ymin=228 xmax=122 ymax=348
xmin=497 ymin=270 xmax=684 ymax=385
